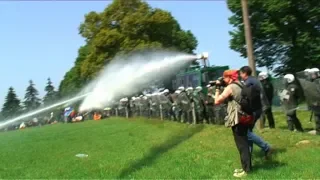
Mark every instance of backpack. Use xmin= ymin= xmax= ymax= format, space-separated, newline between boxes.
xmin=232 ymin=82 xmax=261 ymax=114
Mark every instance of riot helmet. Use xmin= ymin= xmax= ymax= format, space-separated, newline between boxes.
xmin=175 ymin=90 xmax=181 ymax=94
xmin=258 ymin=71 xmax=268 ymax=81
xmin=178 ymin=86 xmax=185 ymax=91
xmin=310 ymin=68 xmax=320 ymax=80
xmin=195 ymin=86 xmax=202 ymax=93
xmin=283 ymin=74 xmax=295 ymax=86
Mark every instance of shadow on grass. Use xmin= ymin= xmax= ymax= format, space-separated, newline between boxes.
xmin=252 ymin=148 xmax=287 ymax=171
xmin=253 ymin=147 xmax=287 ymax=158
xmin=118 ymin=125 xmax=204 ymax=179
xmin=253 ymin=160 xmax=287 ymax=171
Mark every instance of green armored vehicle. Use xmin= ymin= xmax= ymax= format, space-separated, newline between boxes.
xmin=172 ymin=65 xmax=229 ymax=94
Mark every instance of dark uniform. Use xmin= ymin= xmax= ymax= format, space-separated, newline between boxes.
xmin=285 ymin=83 xmax=303 ymax=132
xmin=166 ymin=94 xmax=176 ymax=121
xmin=260 ymin=78 xmax=275 ymax=128
xmin=311 ymin=78 xmax=320 ymax=135
xmin=179 ymin=91 xmax=192 ymax=123
xmin=214 ymin=87 xmax=227 ymax=125
xmin=198 ymin=91 xmax=206 ymax=124
xmin=205 ymin=94 xmax=214 ymax=124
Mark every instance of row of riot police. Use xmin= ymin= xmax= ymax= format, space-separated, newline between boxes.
xmin=260 ymin=68 xmax=320 ymax=135
xmin=108 ymin=86 xmax=228 ymax=125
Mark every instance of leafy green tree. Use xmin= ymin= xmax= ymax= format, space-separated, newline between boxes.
xmin=23 ymin=80 xmax=41 ymax=112
xmin=43 ymin=78 xmax=58 ymax=106
xmin=227 ymin=0 xmax=320 ymax=74
xmin=59 ymin=0 xmax=198 ymax=96
xmin=1 ymin=87 xmax=22 ymax=119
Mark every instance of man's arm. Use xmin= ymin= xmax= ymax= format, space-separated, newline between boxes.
xmin=214 ymin=86 xmax=232 ymax=105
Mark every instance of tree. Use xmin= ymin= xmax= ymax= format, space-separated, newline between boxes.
xmin=23 ymin=80 xmax=41 ymax=112
xmin=59 ymin=0 xmax=198 ymax=96
xmin=227 ymin=0 xmax=320 ymax=75
xmin=43 ymin=78 xmax=58 ymax=106
xmin=1 ymin=87 xmax=22 ymax=119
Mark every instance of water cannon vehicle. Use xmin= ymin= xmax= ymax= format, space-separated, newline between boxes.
xmin=171 ymin=52 xmax=229 ymax=94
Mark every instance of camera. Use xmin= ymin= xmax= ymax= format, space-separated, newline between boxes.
xmin=208 ymin=77 xmax=226 ymax=88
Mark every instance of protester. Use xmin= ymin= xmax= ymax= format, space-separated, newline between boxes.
xmin=239 ymin=66 xmax=273 ymax=159
xmin=214 ymin=69 xmax=251 ymax=178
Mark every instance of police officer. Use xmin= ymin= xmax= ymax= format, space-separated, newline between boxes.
xmin=205 ymin=91 xmax=215 ymax=124
xmin=307 ymin=68 xmax=320 ymax=135
xmin=173 ymin=90 xmax=182 ymax=122
xmin=283 ymin=74 xmax=304 ymax=132
xmin=195 ymin=86 xmax=206 ymax=124
xmin=162 ymin=89 xmax=174 ymax=120
xmin=258 ymin=72 xmax=275 ymax=128
xmin=186 ymin=87 xmax=195 ymax=124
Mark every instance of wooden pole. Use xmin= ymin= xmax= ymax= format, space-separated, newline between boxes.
xmin=241 ymin=0 xmax=264 ymax=129
xmin=241 ymin=0 xmax=257 ymax=77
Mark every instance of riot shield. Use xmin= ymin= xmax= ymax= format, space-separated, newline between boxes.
xmin=158 ymin=94 xmax=173 ymax=120
xmin=130 ymin=97 xmax=139 ymax=117
xmin=257 ymin=80 xmax=271 ymax=111
xmin=176 ymin=92 xmax=192 ymax=123
xmin=192 ymin=92 xmax=205 ymax=123
xmin=273 ymin=77 xmax=300 ymax=114
xmin=119 ymin=98 xmax=129 ymax=118
xmin=158 ymin=94 xmax=172 ymax=109
xmin=150 ymin=94 xmax=160 ymax=118
xmin=171 ymin=92 xmax=181 ymax=121
xmin=296 ymin=71 xmax=320 ymax=112
xmin=177 ymin=92 xmax=191 ymax=112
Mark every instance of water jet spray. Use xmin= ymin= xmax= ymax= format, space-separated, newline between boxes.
xmin=0 ymin=50 xmax=209 ymax=128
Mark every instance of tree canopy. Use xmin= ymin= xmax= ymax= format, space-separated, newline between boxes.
xmin=1 ymin=87 xmax=22 ymax=119
xmin=43 ymin=78 xmax=58 ymax=106
xmin=227 ymin=0 xmax=320 ymax=74
xmin=59 ymin=0 xmax=198 ymax=96
xmin=23 ymin=80 xmax=41 ymax=112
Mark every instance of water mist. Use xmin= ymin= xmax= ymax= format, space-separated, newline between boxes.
xmin=0 ymin=50 xmax=207 ymax=128
xmin=79 ymin=50 xmax=201 ymax=111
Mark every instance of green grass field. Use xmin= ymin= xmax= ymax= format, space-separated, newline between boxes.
xmin=0 ymin=111 xmax=319 ymax=179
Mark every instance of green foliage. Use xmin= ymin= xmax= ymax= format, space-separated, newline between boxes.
xmin=43 ymin=78 xmax=59 ymax=106
xmin=227 ymin=0 xmax=320 ymax=75
xmin=0 ymin=111 xmax=319 ymax=178
xmin=23 ymin=80 xmax=41 ymax=112
xmin=59 ymin=0 xmax=198 ymax=97
xmin=1 ymin=87 xmax=22 ymax=119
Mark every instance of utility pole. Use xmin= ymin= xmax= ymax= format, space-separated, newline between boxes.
xmin=241 ymin=0 xmax=256 ymax=76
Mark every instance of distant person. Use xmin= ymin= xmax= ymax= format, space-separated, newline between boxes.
xmin=205 ymin=90 xmax=214 ymax=124
xmin=282 ymin=74 xmax=304 ymax=132
xmin=19 ymin=122 xmax=26 ymax=129
xmin=239 ymin=66 xmax=273 ymax=159
xmin=214 ymin=70 xmax=251 ymax=178
xmin=305 ymin=68 xmax=320 ymax=135
xmin=258 ymin=72 xmax=275 ymax=128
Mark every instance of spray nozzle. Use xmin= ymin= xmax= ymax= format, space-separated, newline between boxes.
xmin=197 ymin=52 xmax=209 ymax=60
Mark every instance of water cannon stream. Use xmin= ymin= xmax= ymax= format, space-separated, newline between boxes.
xmin=0 ymin=92 xmax=91 ymax=129
xmin=0 ymin=50 xmax=209 ymax=128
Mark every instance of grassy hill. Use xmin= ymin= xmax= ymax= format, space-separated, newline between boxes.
xmin=0 ymin=111 xmax=319 ymax=179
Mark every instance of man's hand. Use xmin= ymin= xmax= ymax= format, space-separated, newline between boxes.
xmin=216 ymin=80 xmax=221 ymax=85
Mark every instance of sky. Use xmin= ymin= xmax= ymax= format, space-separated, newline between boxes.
xmin=0 ymin=0 xmax=265 ymax=108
